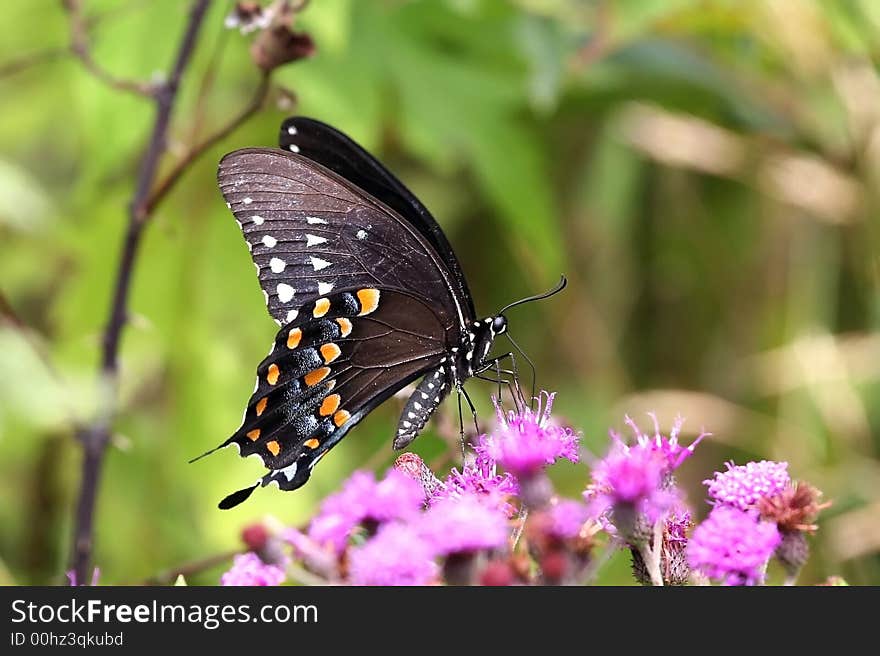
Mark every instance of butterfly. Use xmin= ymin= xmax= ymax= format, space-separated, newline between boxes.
xmin=207 ymin=116 xmax=564 ymax=509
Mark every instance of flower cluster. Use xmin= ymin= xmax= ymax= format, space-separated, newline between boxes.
xmin=218 ymin=391 xmax=830 ymax=586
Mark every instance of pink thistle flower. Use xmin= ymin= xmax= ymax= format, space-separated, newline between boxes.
xmin=475 ymin=391 xmax=579 ymax=477
xmin=704 ymin=460 xmax=791 ymax=511
xmin=307 ymin=468 xmax=424 ymax=554
xmin=418 ymin=495 xmax=510 ymax=556
xmin=348 ymin=523 xmax=438 ymax=586
xmin=687 ymin=506 xmax=781 ymax=586
xmin=432 ymin=452 xmax=519 ymax=516
xmin=220 ymin=552 xmax=286 ymax=586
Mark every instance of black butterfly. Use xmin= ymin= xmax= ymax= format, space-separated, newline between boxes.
xmin=208 ymin=117 xmax=564 ymax=509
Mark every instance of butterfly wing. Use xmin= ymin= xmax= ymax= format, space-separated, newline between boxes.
xmin=218 ymin=148 xmax=471 ymax=330
xmin=214 ymin=148 xmax=467 ymax=506
xmin=279 ymin=116 xmax=476 ymax=320
xmin=219 ymin=288 xmax=450 ymax=506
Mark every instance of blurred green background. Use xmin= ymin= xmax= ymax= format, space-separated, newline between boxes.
xmin=1 ymin=0 xmax=878 ymax=585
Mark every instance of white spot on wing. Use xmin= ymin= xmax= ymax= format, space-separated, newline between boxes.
xmin=310 ymin=256 xmax=331 ymax=271
xmin=414 ymin=402 xmax=422 ymax=410
xmin=287 ymin=126 xmax=297 ymax=136
xmin=288 ymin=144 xmax=300 ymax=153
xmin=252 ymin=215 xmax=265 ymax=225
xmin=277 ymin=461 xmax=299 ymax=482
xmin=306 ymin=216 xmax=327 ymax=225
xmin=277 ymin=283 xmax=295 ymax=303
xmin=243 ymin=197 xmax=253 ymax=205
xmin=269 ymin=257 xmax=287 ymax=273
xmin=402 ymin=421 xmax=412 ymax=428
xmin=357 ymin=229 xmax=367 ymax=240
xmin=317 ymin=281 xmax=334 ymax=295
xmin=262 ymin=235 xmax=277 ymax=248
xmin=306 ymin=234 xmax=327 ymax=247
xmin=286 ymin=309 xmax=298 ymax=323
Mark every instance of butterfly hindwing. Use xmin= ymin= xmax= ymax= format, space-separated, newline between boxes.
xmin=220 ymin=288 xmax=451 ymax=503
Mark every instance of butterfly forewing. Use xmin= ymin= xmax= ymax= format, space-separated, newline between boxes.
xmin=278 ymin=117 xmax=476 ymax=321
xmin=217 ymin=148 xmax=469 ymax=330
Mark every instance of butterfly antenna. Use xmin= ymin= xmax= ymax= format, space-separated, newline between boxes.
xmin=497 ymin=275 xmax=567 ymax=315
xmin=505 ymin=332 xmax=537 ymax=410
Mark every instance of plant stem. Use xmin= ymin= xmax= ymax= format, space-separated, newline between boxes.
xmin=70 ymin=0 xmax=211 ymax=586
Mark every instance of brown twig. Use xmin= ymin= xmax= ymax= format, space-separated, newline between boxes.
xmin=145 ymin=71 xmax=271 ymax=214
xmin=0 ymin=48 xmax=66 ymax=79
xmin=0 ymin=290 xmax=66 ymax=392
xmin=145 ymin=549 xmax=239 ymax=586
xmin=70 ymin=0 xmax=212 ymax=586
xmin=62 ymin=0 xmax=156 ymax=98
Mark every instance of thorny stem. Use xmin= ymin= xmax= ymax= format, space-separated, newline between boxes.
xmin=70 ymin=0 xmax=211 ymax=586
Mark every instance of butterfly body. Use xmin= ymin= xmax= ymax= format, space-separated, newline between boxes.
xmin=212 ymin=118 xmax=512 ymax=508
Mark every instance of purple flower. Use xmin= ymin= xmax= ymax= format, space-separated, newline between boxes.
xmin=704 ymin=460 xmax=791 ymax=511
xmin=348 ymin=523 xmax=438 ymax=586
xmin=418 ymin=495 xmax=510 ymax=555
xmin=221 ymin=552 xmax=286 ymax=586
xmin=585 ymin=443 xmax=679 ymax=527
xmin=546 ymin=499 xmax=591 ymax=540
xmin=665 ymin=509 xmax=691 ymax=544
xmin=432 ymin=452 xmax=519 ymax=516
xmin=308 ymin=469 xmax=424 ymax=554
xmin=66 ymin=568 xmax=100 ymax=587
xmin=476 ymin=391 xmax=579 ymax=477
xmin=623 ymin=413 xmax=706 ymax=470
xmin=585 ymin=414 xmax=704 ymax=528
xmin=687 ymin=506 xmax=781 ymax=586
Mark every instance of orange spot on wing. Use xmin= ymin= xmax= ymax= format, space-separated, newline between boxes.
xmin=320 ymin=394 xmax=340 ymax=416
xmin=320 ymin=343 xmax=342 ymax=363
xmin=357 ymin=289 xmax=380 ymax=316
xmin=313 ymin=298 xmax=330 ymax=318
xmin=333 ymin=410 xmax=351 ymax=427
xmin=304 ymin=367 xmax=330 ymax=387
xmin=246 ymin=429 xmax=261 ymax=441
xmin=304 ymin=438 xmax=320 ymax=449
xmin=287 ymin=328 xmax=302 ymax=349
xmin=266 ymin=440 xmax=280 ymax=456
xmin=336 ymin=317 xmax=352 ymax=337
xmin=267 ymin=363 xmax=280 ymax=385
xmin=255 ymin=398 xmax=268 ymax=416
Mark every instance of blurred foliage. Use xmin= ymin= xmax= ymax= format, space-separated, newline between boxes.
xmin=1 ymin=0 xmax=879 ymax=585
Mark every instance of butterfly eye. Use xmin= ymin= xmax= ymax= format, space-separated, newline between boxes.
xmin=491 ymin=316 xmax=507 ymax=334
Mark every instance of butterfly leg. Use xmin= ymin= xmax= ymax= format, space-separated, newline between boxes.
xmin=476 ymin=352 xmax=525 ymax=410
